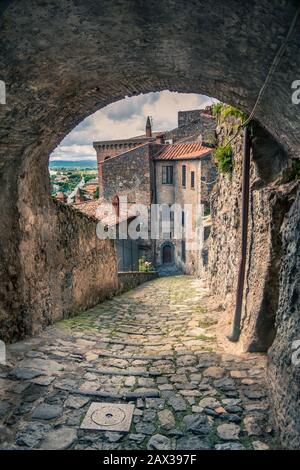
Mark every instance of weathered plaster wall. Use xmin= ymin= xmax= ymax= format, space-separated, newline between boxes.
xmin=155 ymin=158 xmax=201 ymax=275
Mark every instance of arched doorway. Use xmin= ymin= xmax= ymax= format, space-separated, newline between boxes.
xmin=162 ymin=243 xmax=174 ymax=265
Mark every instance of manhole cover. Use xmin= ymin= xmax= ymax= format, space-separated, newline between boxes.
xmin=80 ymin=402 xmax=134 ymax=432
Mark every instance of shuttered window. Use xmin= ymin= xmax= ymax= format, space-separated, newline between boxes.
xmin=191 ymin=171 xmax=195 ymax=188
xmin=162 ymin=165 xmax=173 ymax=184
xmin=182 ymin=165 xmax=186 ymax=187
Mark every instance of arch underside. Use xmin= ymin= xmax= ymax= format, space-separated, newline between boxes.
xmin=0 ymin=0 xmax=300 ymax=170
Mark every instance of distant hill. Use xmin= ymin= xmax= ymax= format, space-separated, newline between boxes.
xmin=49 ymin=160 xmax=97 ymax=168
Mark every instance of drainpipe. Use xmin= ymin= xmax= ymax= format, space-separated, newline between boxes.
xmin=152 ymin=154 xmax=157 ymax=267
xmin=228 ymin=125 xmax=251 ymax=342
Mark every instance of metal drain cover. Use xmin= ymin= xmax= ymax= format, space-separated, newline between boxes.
xmin=80 ymin=402 xmax=134 ymax=432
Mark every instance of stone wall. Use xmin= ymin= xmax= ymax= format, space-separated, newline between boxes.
xmin=102 ymin=144 xmax=152 ymax=205
xmin=95 ymin=139 xmax=147 ymax=195
xmin=200 ymin=154 xmax=217 ymax=211
xmin=207 ymin=117 xmax=293 ymax=352
xmin=268 ymin=187 xmax=300 ymax=449
xmin=118 ymin=271 xmax=159 ymax=294
xmin=95 ymin=139 xmax=146 ymax=164
xmin=101 ymin=143 xmax=154 ymax=264
xmin=0 ymin=161 xmax=119 ymax=343
xmin=164 ymin=113 xmax=216 ymax=147
xmin=178 ymin=109 xmax=204 ymax=128
xmin=207 ymin=116 xmax=300 ymax=446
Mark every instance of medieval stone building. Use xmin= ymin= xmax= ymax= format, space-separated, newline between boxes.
xmin=93 ymin=108 xmax=217 ymax=274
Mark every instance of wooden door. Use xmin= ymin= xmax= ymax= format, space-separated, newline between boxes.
xmin=163 ymin=245 xmax=172 ymax=264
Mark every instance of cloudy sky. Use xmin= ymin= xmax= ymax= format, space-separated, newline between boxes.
xmin=50 ymin=91 xmax=216 ymax=162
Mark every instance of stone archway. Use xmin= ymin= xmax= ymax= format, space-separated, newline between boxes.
xmin=0 ymin=0 xmax=300 ymax=447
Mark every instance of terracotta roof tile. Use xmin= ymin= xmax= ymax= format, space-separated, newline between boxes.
xmin=73 ymin=200 xmax=99 ymax=219
xmin=154 ymin=142 xmax=212 ymax=160
xmin=73 ymin=200 xmax=134 ymax=225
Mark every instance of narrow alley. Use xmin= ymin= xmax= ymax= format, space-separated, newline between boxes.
xmin=0 ymin=276 xmax=276 ymax=450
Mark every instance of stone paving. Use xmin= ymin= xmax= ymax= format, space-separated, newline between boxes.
xmin=0 ymin=276 xmax=278 ymax=450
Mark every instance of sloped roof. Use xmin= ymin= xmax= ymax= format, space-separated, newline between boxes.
xmin=154 ymin=142 xmax=212 ymax=160
xmin=85 ymin=178 xmax=98 ymax=185
xmin=73 ymin=200 xmax=135 ymax=225
xmin=73 ymin=200 xmax=99 ymax=218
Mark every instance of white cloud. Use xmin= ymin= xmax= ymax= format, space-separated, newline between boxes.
xmin=51 ymin=144 xmax=95 ymax=161
xmin=50 ymin=90 xmax=216 ymax=162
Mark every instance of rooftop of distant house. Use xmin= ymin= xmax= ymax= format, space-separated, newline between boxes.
xmin=154 ymin=141 xmax=212 ymax=161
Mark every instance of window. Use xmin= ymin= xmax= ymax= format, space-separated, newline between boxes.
xmin=182 ymin=165 xmax=186 ymax=187
xmin=191 ymin=171 xmax=195 ymax=188
xmin=181 ymin=240 xmax=186 ymax=263
xmin=182 ymin=210 xmax=185 ymax=226
xmin=162 ymin=165 xmax=173 ymax=184
xmin=112 ymin=195 xmax=120 ymax=217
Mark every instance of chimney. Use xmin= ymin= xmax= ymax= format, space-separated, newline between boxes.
xmin=155 ymin=133 xmax=164 ymax=144
xmin=146 ymin=116 xmax=152 ymax=138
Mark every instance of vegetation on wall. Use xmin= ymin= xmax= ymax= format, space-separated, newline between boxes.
xmin=212 ymin=102 xmax=247 ymax=177
xmin=214 ymin=144 xmax=233 ymax=176
xmin=220 ymin=105 xmax=247 ymax=122
xmin=212 ymin=102 xmax=247 ymax=124
xmin=211 ymin=102 xmax=223 ymax=116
